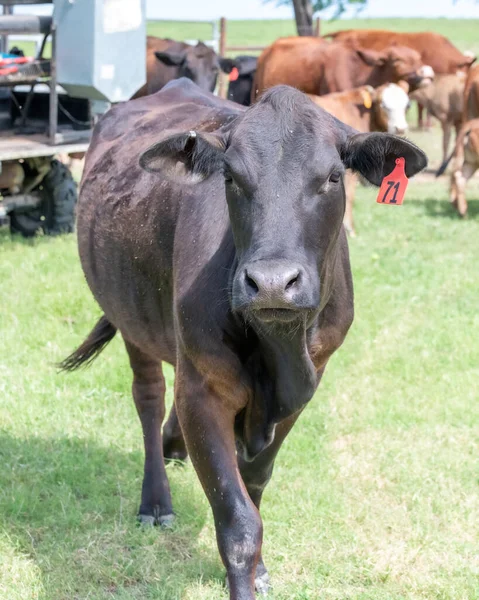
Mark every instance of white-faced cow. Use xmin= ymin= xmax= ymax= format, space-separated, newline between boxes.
xmin=61 ymin=79 xmax=426 ymax=600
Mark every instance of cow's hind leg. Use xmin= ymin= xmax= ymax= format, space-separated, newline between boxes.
xmin=237 ymin=412 xmax=302 ymax=595
xmin=454 ymin=162 xmax=476 ymax=218
xmin=163 ymin=402 xmax=188 ymax=462
xmin=125 ymin=340 xmax=174 ymax=527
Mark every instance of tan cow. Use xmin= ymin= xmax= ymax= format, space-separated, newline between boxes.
xmin=464 ymin=64 xmax=479 ymax=121
xmin=437 ymin=119 xmax=479 ymax=217
xmin=410 ymin=74 xmax=465 ymax=165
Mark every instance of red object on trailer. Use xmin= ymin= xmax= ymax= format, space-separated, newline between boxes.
xmin=0 ymin=66 xmax=18 ymax=76
xmin=0 ymin=56 xmax=33 ymax=66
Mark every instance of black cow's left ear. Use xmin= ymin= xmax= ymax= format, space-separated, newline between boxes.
xmin=342 ymin=132 xmax=427 ymax=186
xmin=139 ymin=131 xmax=225 ymax=183
xmin=155 ymin=50 xmax=186 ymax=67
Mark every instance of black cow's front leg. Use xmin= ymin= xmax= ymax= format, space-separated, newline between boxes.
xmin=238 ymin=412 xmax=302 ymax=595
xmin=176 ymin=361 xmax=261 ymax=600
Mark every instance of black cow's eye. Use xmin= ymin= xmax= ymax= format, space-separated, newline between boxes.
xmin=329 ymin=172 xmax=341 ymax=183
xmin=224 ymin=169 xmax=233 ymax=184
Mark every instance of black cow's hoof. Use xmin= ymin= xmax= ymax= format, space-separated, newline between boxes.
xmin=158 ymin=513 xmax=176 ymax=528
xmin=137 ymin=514 xmax=155 ymax=527
xmin=225 ymin=568 xmax=271 ymax=595
xmin=137 ymin=511 xmax=175 ymax=528
xmin=255 ymin=570 xmax=271 ymax=595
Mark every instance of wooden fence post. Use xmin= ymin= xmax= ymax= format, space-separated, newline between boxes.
xmin=218 ymin=17 xmax=228 ymax=99
xmin=314 ymin=17 xmax=321 ymax=37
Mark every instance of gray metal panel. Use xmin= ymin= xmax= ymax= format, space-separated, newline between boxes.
xmin=54 ymin=0 xmax=145 ymax=103
xmin=0 ymin=15 xmax=52 ymax=33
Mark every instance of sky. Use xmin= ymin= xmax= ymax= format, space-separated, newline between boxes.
xmin=155 ymin=0 xmax=479 ymax=21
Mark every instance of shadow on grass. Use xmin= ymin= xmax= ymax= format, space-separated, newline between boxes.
xmin=424 ymin=197 xmax=479 ymax=219
xmin=0 ymin=432 xmax=219 ymax=599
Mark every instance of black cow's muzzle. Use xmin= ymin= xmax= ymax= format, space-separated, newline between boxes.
xmin=232 ymin=259 xmax=318 ymax=322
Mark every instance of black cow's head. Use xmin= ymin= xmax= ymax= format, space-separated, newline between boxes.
xmin=219 ymin=55 xmax=258 ymax=106
xmin=140 ymin=86 xmax=426 ymax=327
xmin=155 ymin=41 xmax=221 ymax=92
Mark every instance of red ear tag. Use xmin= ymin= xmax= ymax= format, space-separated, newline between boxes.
xmin=376 ymin=157 xmax=408 ymax=205
xmin=229 ymin=67 xmax=239 ymax=82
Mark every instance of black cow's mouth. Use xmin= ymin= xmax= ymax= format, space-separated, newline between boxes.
xmin=253 ymin=308 xmax=300 ymax=323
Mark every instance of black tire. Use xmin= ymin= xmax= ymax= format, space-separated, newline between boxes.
xmin=10 ymin=159 xmax=77 ymax=237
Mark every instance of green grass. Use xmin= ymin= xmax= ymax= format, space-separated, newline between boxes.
xmin=1 ymin=17 xmax=479 ymax=600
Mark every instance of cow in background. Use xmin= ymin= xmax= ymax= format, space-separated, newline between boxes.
xmin=252 ymin=37 xmax=433 ymax=101
xmin=464 ymin=64 xmax=479 ymax=122
xmin=410 ymin=74 xmax=465 ymax=166
xmin=437 ymin=119 xmax=479 ymax=217
xmin=220 ymin=55 xmax=258 ymax=106
xmin=133 ymin=36 xmax=232 ymax=98
xmin=325 ymin=30 xmax=475 ymax=128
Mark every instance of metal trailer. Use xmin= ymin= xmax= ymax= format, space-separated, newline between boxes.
xmin=0 ymin=0 xmax=145 ymax=236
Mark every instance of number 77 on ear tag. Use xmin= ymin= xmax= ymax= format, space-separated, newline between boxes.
xmin=377 ymin=157 xmax=408 ymax=205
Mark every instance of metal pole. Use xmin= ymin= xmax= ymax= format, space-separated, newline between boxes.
xmin=1 ymin=4 xmax=13 ymax=54
xmin=218 ymin=17 xmax=227 ymax=99
xmin=48 ymin=22 xmax=57 ymax=143
xmin=211 ymin=19 xmax=219 ymax=53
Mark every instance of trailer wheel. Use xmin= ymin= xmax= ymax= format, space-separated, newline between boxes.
xmin=10 ymin=160 xmax=77 ymax=237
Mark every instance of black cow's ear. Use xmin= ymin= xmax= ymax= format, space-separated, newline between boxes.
xmin=219 ymin=57 xmax=235 ymax=74
xmin=155 ymin=50 xmax=186 ymax=67
xmin=342 ymin=132 xmax=427 ymax=186
xmin=139 ymin=131 xmax=225 ymax=182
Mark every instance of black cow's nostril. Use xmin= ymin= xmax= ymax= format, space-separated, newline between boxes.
xmin=245 ymin=271 xmax=259 ymax=294
xmin=285 ymin=271 xmax=300 ymax=291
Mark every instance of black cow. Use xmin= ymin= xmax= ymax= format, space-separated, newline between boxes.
xmin=221 ymin=55 xmax=258 ymax=106
xmin=61 ymin=79 xmax=426 ymax=600
xmin=134 ymin=36 xmax=232 ymax=98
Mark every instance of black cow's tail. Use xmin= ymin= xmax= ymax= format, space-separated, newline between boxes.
xmin=58 ymin=315 xmax=117 ymax=371
xmin=436 ymin=129 xmax=471 ymax=177
xmin=436 ymin=149 xmax=455 ymax=178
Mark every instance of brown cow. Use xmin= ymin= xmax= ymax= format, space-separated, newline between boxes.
xmin=464 ymin=64 xmax=479 ymax=121
xmin=437 ymin=119 xmax=479 ymax=217
xmin=326 ymin=30 xmax=475 ymax=75
xmin=310 ymin=83 xmax=410 ymax=234
xmin=60 ymin=78 xmax=427 ymax=600
xmin=410 ymin=74 xmax=465 ymax=165
xmin=133 ymin=36 xmax=229 ymax=98
xmin=252 ymin=37 xmax=431 ymax=101
xmin=326 ymin=30 xmax=475 ymax=128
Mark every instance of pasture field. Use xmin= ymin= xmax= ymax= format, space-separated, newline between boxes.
xmin=150 ymin=17 xmax=479 ymax=57
xmin=1 ymin=18 xmax=479 ymax=600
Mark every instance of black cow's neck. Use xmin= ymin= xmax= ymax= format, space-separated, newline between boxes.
xmin=236 ymin=317 xmax=319 ymax=461
xmin=257 ymin=325 xmax=317 ymax=418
